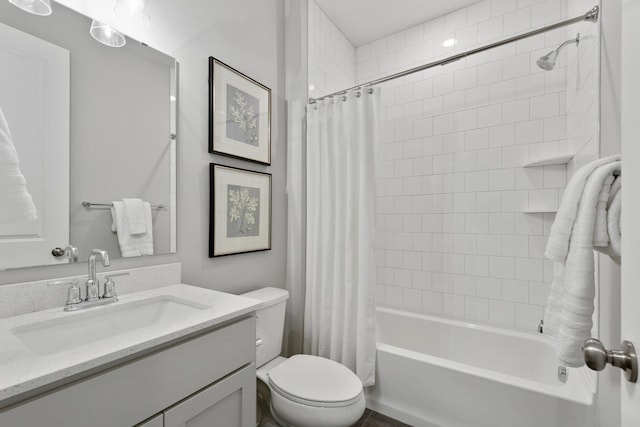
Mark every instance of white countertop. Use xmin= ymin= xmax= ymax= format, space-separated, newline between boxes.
xmin=0 ymin=284 xmax=261 ymax=407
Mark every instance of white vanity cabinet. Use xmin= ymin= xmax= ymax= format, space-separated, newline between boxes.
xmin=0 ymin=315 xmax=257 ymax=427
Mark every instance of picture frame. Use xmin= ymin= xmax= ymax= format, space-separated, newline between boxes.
xmin=210 ymin=164 xmax=272 ymax=257
xmin=208 ymin=57 xmax=271 ymax=165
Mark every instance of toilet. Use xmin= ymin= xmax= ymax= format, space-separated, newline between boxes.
xmin=243 ymin=287 xmax=366 ymax=427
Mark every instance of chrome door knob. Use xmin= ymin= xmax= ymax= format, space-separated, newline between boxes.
xmin=583 ymin=338 xmax=638 ymax=383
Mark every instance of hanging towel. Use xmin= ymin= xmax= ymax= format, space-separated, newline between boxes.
xmin=122 ymin=198 xmax=147 ymax=235
xmin=544 ymin=159 xmax=621 ymax=367
xmin=110 ymin=200 xmax=154 ymax=257
xmin=0 ymin=107 xmax=37 ymax=223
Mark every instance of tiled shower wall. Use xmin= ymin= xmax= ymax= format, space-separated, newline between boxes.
xmin=353 ymin=0 xmax=599 ymax=330
xmin=307 ymin=0 xmax=354 ymax=99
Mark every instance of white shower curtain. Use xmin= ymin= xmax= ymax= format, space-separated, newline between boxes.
xmin=304 ymin=88 xmax=379 ymax=386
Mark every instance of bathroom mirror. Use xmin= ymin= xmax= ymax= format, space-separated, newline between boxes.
xmin=0 ymin=1 xmax=177 ymax=269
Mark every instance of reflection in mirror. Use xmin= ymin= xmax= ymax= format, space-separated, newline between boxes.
xmin=0 ymin=1 xmax=177 ymax=269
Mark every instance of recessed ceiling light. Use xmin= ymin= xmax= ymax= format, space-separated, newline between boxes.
xmin=442 ymin=38 xmax=457 ymax=48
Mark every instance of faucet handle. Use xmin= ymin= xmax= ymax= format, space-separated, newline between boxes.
xmin=103 ymin=276 xmax=118 ymax=300
xmin=64 ymin=281 xmax=82 ymax=309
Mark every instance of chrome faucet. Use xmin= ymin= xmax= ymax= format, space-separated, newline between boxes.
xmin=64 ymin=249 xmax=117 ymax=311
xmin=86 ymin=249 xmax=110 ymax=301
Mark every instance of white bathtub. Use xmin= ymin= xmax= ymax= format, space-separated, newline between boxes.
xmin=365 ymin=307 xmax=596 ymax=427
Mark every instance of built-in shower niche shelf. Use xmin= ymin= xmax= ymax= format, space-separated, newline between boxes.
xmin=523 ymin=209 xmax=558 ymax=214
xmin=522 ymin=154 xmax=574 ymax=168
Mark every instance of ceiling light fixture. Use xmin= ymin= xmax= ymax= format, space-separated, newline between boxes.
xmin=442 ymin=38 xmax=457 ymax=48
xmin=7 ymin=0 xmax=52 ymax=16
xmin=89 ymin=20 xmax=126 ymax=48
xmin=114 ymin=0 xmax=151 ymax=27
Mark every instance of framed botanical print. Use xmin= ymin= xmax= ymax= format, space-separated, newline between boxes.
xmin=208 ymin=57 xmax=271 ymax=165
xmin=210 ymin=164 xmax=271 ymax=257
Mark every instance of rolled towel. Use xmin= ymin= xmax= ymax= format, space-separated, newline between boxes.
xmin=607 ymin=184 xmax=621 ymax=259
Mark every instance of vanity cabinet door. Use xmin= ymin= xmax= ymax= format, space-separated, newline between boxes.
xmin=136 ymin=413 xmax=163 ymax=427
xmin=163 ymin=363 xmax=256 ymax=427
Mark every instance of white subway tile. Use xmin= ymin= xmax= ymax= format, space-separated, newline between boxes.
xmin=502 ymin=99 xmax=530 ymax=124
xmin=543 ymin=116 xmax=567 ymax=141
xmin=423 ymin=96 xmax=444 ymax=117
xmin=403 ymin=251 xmax=423 ymax=270
xmin=530 ymin=93 xmax=560 ymax=119
xmin=502 ymin=190 xmax=529 ymax=212
xmin=530 ymin=0 xmax=562 ymax=27
xmin=466 ymin=85 xmax=491 ymax=109
xmin=432 ymin=193 xmax=454 ymax=213
xmin=413 ymin=79 xmax=434 ymax=100
xmin=455 ymin=24 xmax=479 ymax=49
xmin=502 ymin=279 xmax=529 ymax=303
xmin=465 ymin=171 xmax=489 ymax=192
xmin=489 ymin=213 xmax=515 ymax=234
xmin=386 ymin=286 xmax=403 ymax=306
xmin=423 ymin=174 xmax=444 ymax=194
xmin=467 ymin=1 xmax=491 ymax=24
xmin=515 ymin=303 xmax=543 ymax=330
xmin=514 ymin=213 xmax=544 ymax=235
xmin=403 ymin=288 xmax=423 ymax=310
xmin=477 ymin=192 xmax=502 ymax=213
xmin=412 ymin=270 xmax=432 ymax=290
xmin=414 ymin=40 xmax=435 ymax=63
xmin=412 ymin=232 xmax=433 ymax=252
xmin=375 ymin=285 xmax=386 ymax=304
xmin=356 ymin=44 xmax=371 ymax=64
xmin=528 ymin=235 xmax=548 ymax=258
xmin=434 ymin=73 xmax=455 ymax=95
xmin=454 ymin=234 xmax=476 ymax=254
xmin=378 ymin=267 xmax=394 ymax=285
xmin=444 ymin=294 xmax=466 ymax=316
xmin=478 ymin=277 xmax=502 ymax=298
xmin=394 ymin=268 xmax=412 ymax=287
xmin=489 ymin=124 xmax=515 ymax=147
xmin=491 ymin=0 xmax=517 ymax=16
xmin=515 ymin=120 xmax=544 ymax=144
xmin=478 ymin=61 xmax=503 ymax=86
xmin=413 ymin=156 xmax=433 ymax=176
xmin=433 ymin=113 xmax=455 ymax=135
xmin=515 ymin=168 xmax=544 ymax=190
xmin=477 ymin=235 xmax=502 ymax=256
xmin=423 ymin=214 xmax=444 ymax=233
xmin=443 ymin=213 xmax=467 ymax=234
xmin=387 ymin=250 xmax=403 ymax=268
xmin=454 ymin=110 xmax=478 ymax=132
xmin=501 ymin=235 xmax=529 ymax=258
xmin=454 ymin=151 xmax=477 ymax=172
xmin=503 ymin=8 xmax=531 ymax=35
xmin=477 ymin=147 xmax=503 ymax=170
xmin=516 ymin=73 xmax=545 ymax=99
xmin=490 ymin=43 xmax=516 ymax=61
xmin=405 ymin=24 xmax=425 ymax=47
xmin=489 ymin=300 xmax=515 ymax=324
xmin=454 ymin=274 xmax=478 ymax=295
xmin=502 ymin=145 xmax=530 ymax=168
xmin=503 ymin=54 xmax=531 ymax=80
xmin=433 ymin=233 xmax=453 ymax=252
xmin=423 ymin=252 xmax=444 ymax=272
xmin=395 ymin=84 xmax=413 ymax=105
xmin=465 ymin=255 xmax=489 ymax=276
xmin=444 ymin=91 xmax=467 ymax=113
xmin=465 ymin=296 xmax=490 ymax=320
xmin=442 ymin=172 xmax=466 ymax=193
xmin=478 ymin=16 xmax=504 ymax=42
xmin=394 ymin=232 xmax=413 ymax=251
xmin=463 ymin=128 xmax=488 ymax=150
xmin=455 ymin=68 xmax=478 ymax=91
xmin=529 ymin=188 xmax=559 ymax=211
xmin=445 ymin=8 xmax=468 ymax=33
xmin=454 ymin=192 xmax=477 ymax=213
xmin=477 ymin=104 xmax=503 ymax=128
xmin=422 ymin=290 xmax=444 ymax=313
xmin=403 ymin=139 xmax=423 ymax=158
xmin=543 ymin=165 xmax=566 ymax=188
xmin=395 ymin=122 xmax=413 ymax=141
xmin=529 ymin=281 xmax=551 ymax=305
xmin=404 ymin=100 xmax=424 ymax=121
xmin=443 ymin=254 xmax=466 ymax=274
xmin=489 ymin=169 xmax=515 ymax=191
xmin=413 ymin=117 xmax=434 ymax=138
xmin=423 ymin=16 xmax=445 ymax=39
xmin=433 ymin=153 xmax=455 ymax=174
xmin=490 ymin=79 xmax=516 ymax=104
xmin=515 ymin=258 xmax=543 ymax=281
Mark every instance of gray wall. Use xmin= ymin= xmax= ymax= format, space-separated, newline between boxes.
xmin=0 ymin=1 xmax=173 ymax=261
xmin=0 ymin=0 xmax=287 ymax=294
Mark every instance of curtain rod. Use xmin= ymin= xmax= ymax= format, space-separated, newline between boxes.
xmin=308 ymin=5 xmax=599 ymax=104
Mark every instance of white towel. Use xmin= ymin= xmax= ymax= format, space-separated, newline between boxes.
xmin=122 ymin=198 xmax=147 ymax=235
xmin=606 ymin=179 xmax=621 ymax=259
xmin=544 ymin=159 xmax=621 ymax=367
xmin=0 ymin=107 xmax=37 ymax=223
xmin=110 ymin=201 xmax=154 ymax=257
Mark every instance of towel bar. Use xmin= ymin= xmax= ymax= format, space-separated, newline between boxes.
xmin=82 ymin=201 xmax=165 ymax=209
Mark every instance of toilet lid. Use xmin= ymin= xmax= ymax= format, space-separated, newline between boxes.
xmin=268 ymin=355 xmax=363 ymax=406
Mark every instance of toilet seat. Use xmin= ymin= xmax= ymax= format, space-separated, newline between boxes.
xmin=268 ymin=354 xmax=363 ymax=407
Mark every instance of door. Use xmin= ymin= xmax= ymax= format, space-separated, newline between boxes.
xmin=0 ymin=22 xmax=69 ymax=269
xmin=620 ymin=1 xmax=640 ymax=425
xmin=163 ymin=364 xmax=256 ymax=427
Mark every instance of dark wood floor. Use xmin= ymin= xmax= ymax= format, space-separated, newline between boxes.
xmin=351 ymin=409 xmax=411 ymax=427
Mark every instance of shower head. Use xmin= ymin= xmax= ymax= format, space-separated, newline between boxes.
xmin=536 ymin=33 xmax=580 ymax=71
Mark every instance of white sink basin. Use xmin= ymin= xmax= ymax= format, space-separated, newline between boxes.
xmin=11 ymin=296 xmax=207 ymax=356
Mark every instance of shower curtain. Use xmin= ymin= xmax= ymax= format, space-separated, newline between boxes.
xmin=304 ymin=88 xmax=379 ymax=386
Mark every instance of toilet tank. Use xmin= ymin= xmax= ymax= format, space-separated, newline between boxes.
xmin=242 ymin=287 xmax=289 ymax=368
